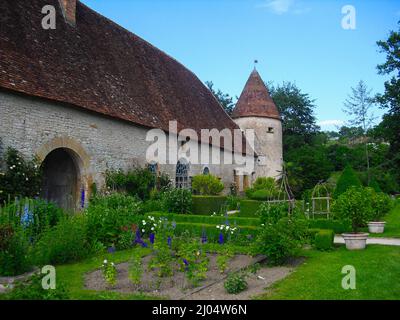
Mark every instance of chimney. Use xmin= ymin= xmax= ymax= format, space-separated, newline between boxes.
xmin=58 ymin=0 xmax=77 ymax=25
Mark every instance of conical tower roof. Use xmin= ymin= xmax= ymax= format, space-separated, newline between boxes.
xmin=232 ymin=69 xmax=281 ymax=120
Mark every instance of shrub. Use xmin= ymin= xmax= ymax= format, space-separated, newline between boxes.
xmin=226 ymin=195 xmax=240 ymax=211
xmin=369 ymin=177 xmax=382 ymax=193
xmin=105 ymin=167 xmax=156 ymax=200
xmin=146 ymin=212 xmax=260 ymax=227
xmin=245 ymin=177 xmax=279 ymax=200
xmin=364 ymin=188 xmax=393 ymax=221
xmin=257 ymin=216 xmax=308 ymax=265
xmin=0 ymin=225 xmax=31 ymax=276
xmin=224 ymin=273 xmax=248 ymax=294
xmin=191 ymin=174 xmax=224 ymax=195
xmin=0 ymin=147 xmax=42 ymax=204
xmin=308 ymin=219 xmax=351 ymax=234
xmin=192 ymin=196 xmax=227 ymax=215
xmin=161 ymin=188 xmax=192 ymax=214
xmin=33 ymin=215 xmax=93 ymax=265
xmin=256 ymin=202 xmax=288 ymax=225
xmin=3 ymin=274 xmax=69 ymax=300
xmin=334 ymin=165 xmax=362 ymax=198
xmin=142 ymin=199 xmax=164 ymax=213
xmin=0 ymin=198 xmax=65 ymax=242
xmin=239 ymin=200 xmax=263 ymax=217
xmin=314 ymin=229 xmax=334 ymax=251
xmin=332 ymin=186 xmax=373 ymax=232
xmin=86 ymin=193 xmax=143 ymax=248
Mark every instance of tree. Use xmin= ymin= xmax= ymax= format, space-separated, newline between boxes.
xmin=376 ymin=21 xmax=400 ymax=189
xmin=269 ymin=82 xmax=320 ymax=152
xmin=343 ymin=80 xmax=376 ymax=184
xmin=205 ymin=81 xmax=235 ymax=116
xmin=285 ymin=145 xmax=333 ymax=198
xmin=334 ymin=165 xmax=362 ymax=199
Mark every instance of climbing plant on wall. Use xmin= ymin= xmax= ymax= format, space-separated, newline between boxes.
xmin=0 ymin=147 xmax=42 ymax=203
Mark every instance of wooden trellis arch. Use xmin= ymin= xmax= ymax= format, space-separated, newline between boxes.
xmin=311 ymin=181 xmax=332 ymax=219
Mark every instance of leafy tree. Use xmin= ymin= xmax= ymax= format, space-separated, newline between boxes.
xmin=334 ymin=165 xmax=362 ymax=198
xmin=269 ymin=82 xmax=320 ymax=152
xmin=369 ymin=177 xmax=382 ymax=193
xmin=205 ymin=81 xmax=236 ymax=116
xmin=285 ymin=145 xmax=333 ymax=197
xmin=376 ymin=21 xmax=400 ymax=189
xmin=337 ymin=126 xmax=365 ymax=144
xmin=343 ymin=80 xmax=376 ymax=184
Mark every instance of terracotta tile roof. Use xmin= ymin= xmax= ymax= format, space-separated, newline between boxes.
xmin=232 ymin=69 xmax=281 ymax=120
xmin=0 ymin=0 xmax=246 ymax=151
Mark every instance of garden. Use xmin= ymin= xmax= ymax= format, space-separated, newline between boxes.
xmin=1 ymin=145 xmax=399 ymax=300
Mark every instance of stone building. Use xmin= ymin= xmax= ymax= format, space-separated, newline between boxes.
xmin=0 ymin=0 xmax=282 ymax=210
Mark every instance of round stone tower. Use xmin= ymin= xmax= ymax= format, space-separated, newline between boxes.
xmin=232 ymin=69 xmax=283 ymax=179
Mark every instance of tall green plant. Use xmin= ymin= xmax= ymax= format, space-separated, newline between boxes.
xmin=334 ymin=165 xmax=362 ymax=198
xmin=191 ymin=174 xmax=224 ymax=195
xmin=333 ymin=186 xmax=373 ymax=232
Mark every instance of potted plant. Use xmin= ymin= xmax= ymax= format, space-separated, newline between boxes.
xmin=333 ymin=186 xmax=372 ymax=250
xmin=366 ymin=189 xmax=392 ymax=234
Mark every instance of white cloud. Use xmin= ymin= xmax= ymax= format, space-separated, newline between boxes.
xmin=258 ymin=0 xmax=294 ymax=14
xmin=257 ymin=0 xmax=310 ymax=15
xmin=318 ymin=120 xmax=345 ymax=127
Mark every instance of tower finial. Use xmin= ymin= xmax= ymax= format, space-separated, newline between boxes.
xmin=254 ymin=59 xmax=258 ymax=70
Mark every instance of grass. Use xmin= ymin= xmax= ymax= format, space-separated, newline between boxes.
xmin=54 ymin=247 xmax=162 ymax=300
xmin=371 ymin=200 xmax=400 ymax=238
xmin=257 ymin=245 xmax=400 ymax=300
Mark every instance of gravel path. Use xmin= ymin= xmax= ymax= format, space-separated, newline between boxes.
xmin=334 ymin=235 xmax=400 ymax=246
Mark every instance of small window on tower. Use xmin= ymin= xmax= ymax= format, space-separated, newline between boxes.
xmin=267 ymin=127 xmax=274 ymax=134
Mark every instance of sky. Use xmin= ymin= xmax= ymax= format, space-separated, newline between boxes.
xmin=81 ymin=0 xmax=400 ymax=131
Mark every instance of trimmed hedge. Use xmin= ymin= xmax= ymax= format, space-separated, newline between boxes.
xmin=239 ymin=200 xmax=263 ymax=217
xmin=145 ymin=212 xmax=260 ymax=227
xmin=308 ymin=219 xmax=351 ymax=234
xmin=314 ymin=229 xmax=334 ymax=251
xmin=191 ymin=196 xmax=227 ymax=215
xmin=174 ymin=222 xmax=258 ymax=241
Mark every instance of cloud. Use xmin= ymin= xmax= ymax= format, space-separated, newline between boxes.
xmin=318 ymin=120 xmax=345 ymax=127
xmin=257 ymin=0 xmax=310 ymax=15
xmin=258 ymin=0 xmax=293 ymax=15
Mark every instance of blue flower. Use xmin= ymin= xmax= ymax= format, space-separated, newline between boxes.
xmin=172 ymin=221 xmax=177 ymax=229
xmin=167 ymin=236 xmax=172 ymax=248
xmin=183 ymin=259 xmax=189 ymax=270
xmin=149 ymin=233 xmax=155 ymax=244
xmin=201 ymin=228 xmax=207 ymax=244
xmin=20 ymin=204 xmax=33 ymax=228
xmin=107 ymin=245 xmax=116 ymax=254
xmin=218 ymin=232 xmax=224 ymax=245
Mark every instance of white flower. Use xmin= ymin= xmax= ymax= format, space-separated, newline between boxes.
xmin=142 ymin=221 xmax=146 ymax=226
xmin=216 ymin=226 xmax=220 ymax=229
xmin=111 ymin=262 xmax=115 ymax=267
xmin=103 ymin=259 xmax=108 ymax=264
xmin=142 ymin=229 xmax=145 ymax=233
xmin=151 ymin=227 xmax=154 ymax=231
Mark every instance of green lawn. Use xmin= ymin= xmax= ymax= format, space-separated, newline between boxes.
xmin=372 ymin=200 xmax=400 ymax=238
xmin=258 ymin=245 xmax=400 ymax=300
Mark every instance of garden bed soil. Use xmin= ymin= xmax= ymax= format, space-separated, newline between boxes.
xmin=84 ymin=254 xmax=303 ymax=300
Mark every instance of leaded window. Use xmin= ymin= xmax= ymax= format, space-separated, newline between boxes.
xmin=176 ymin=160 xmax=190 ymax=189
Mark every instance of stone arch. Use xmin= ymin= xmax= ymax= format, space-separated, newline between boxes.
xmin=36 ymin=137 xmax=92 ymax=211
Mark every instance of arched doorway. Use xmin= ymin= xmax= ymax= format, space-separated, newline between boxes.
xmin=41 ymin=148 xmax=81 ymax=211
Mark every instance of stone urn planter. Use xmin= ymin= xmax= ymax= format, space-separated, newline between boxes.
xmin=342 ymin=233 xmax=369 ymax=250
xmin=368 ymin=222 xmax=386 ymax=234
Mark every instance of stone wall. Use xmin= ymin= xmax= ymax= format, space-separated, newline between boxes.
xmin=234 ymin=116 xmax=283 ymax=179
xmin=0 ymin=90 xmax=255 ymax=200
